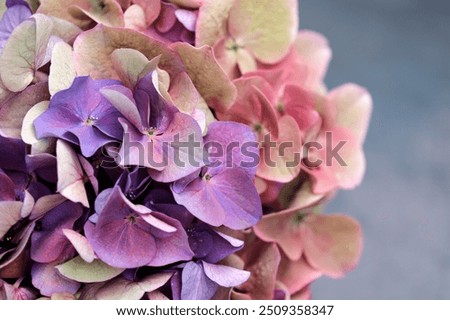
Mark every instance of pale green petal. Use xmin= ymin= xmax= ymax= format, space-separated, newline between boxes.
xmin=228 ymin=0 xmax=298 ymax=64
xmin=56 ymin=256 xmax=125 ymax=283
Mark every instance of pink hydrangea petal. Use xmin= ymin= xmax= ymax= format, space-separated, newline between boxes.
xmin=195 ymin=0 xmax=233 ymax=47
xmin=257 ymin=115 xmax=302 ymax=183
xmin=68 ymin=0 xmax=124 ymax=28
xmin=62 ymin=229 xmax=96 ymax=263
xmin=124 ymin=4 xmax=147 ymax=31
xmin=56 ymin=140 xmax=90 ymax=207
xmin=73 ymin=25 xmax=182 ymax=81
xmin=282 ymin=84 xmax=321 ymax=133
xmin=295 ymin=31 xmax=332 ymax=89
xmin=328 ymin=83 xmax=373 ymax=145
xmin=171 ymin=42 xmax=237 ymax=112
xmin=110 ymin=48 xmax=157 ymax=90
xmin=254 ymin=209 xmax=304 ymax=261
xmin=236 ymin=240 xmax=281 ymax=299
xmin=0 ymin=82 xmax=50 ymax=139
xmin=277 ymin=254 xmax=322 ymax=294
xmin=212 ymin=37 xmax=240 ymax=80
xmin=169 ymin=0 xmax=202 ymax=9
xmin=132 ymin=0 xmax=161 ymax=25
xmin=221 ymin=76 xmax=279 ymax=137
xmin=175 ymin=9 xmax=197 ymax=32
xmin=301 ymin=214 xmax=363 ymax=278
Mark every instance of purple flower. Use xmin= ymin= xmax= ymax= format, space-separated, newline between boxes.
xmin=101 ymin=72 xmax=204 ymax=182
xmin=171 ymin=121 xmax=262 ymax=229
xmin=84 ymin=186 xmax=193 ymax=268
xmin=34 ymin=76 xmax=124 ymax=157
xmin=0 ymin=0 xmax=32 ymax=53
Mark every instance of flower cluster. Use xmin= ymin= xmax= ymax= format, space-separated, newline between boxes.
xmin=0 ymin=0 xmax=371 ymax=300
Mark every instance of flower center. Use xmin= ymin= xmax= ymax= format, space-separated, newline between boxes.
xmin=253 ymin=123 xmax=262 ymax=133
xmin=145 ymin=127 xmax=159 ymax=137
xmin=126 ymin=214 xmax=138 ymax=224
xmin=84 ymin=116 xmax=98 ymax=126
xmin=294 ymin=213 xmax=306 ymax=224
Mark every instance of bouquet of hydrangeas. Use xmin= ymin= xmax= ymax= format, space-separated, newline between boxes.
xmin=0 ymin=0 xmax=371 ymax=300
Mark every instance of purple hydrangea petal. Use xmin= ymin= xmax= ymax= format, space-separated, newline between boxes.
xmin=187 ymin=222 xmax=244 ymax=263
xmin=0 ymin=169 xmax=16 ymax=201
xmin=145 ymin=211 xmax=193 ymax=267
xmin=116 ymin=167 xmax=152 ymax=201
xmin=102 ymin=72 xmax=204 ymax=182
xmin=34 ymin=76 xmax=123 ymax=157
xmin=84 ymin=187 xmax=158 ymax=268
xmin=0 ymin=135 xmax=26 ymax=172
xmin=172 ymin=168 xmax=262 ymax=229
xmin=25 ymin=153 xmax=57 ymax=183
xmin=31 ymin=262 xmax=80 ymax=297
xmin=6 ymin=0 xmax=30 ymax=8
xmin=0 ymin=4 xmax=32 ymax=53
xmin=144 ymin=188 xmax=194 ymax=228
xmin=202 ymin=261 xmax=250 ymax=287
xmin=181 ymin=261 xmax=218 ymax=300
xmin=204 ymin=121 xmax=259 ymax=177
xmin=31 ymin=201 xmax=83 ymax=263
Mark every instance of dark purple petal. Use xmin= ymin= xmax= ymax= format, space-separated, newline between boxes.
xmin=116 ymin=167 xmax=152 ymax=201
xmin=26 ymin=153 xmax=57 ymax=183
xmin=187 ymin=222 xmax=243 ymax=263
xmin=0 ymin=170 xmax=16 ymax=201
xmin=0 ymin=135 xmax=26 ymax=172
xmin=31 ymin=201 xmax=83 ymax=263
xmin=144 ymin=188 xmax=194 ymax=228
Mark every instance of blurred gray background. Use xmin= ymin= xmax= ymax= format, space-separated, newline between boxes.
xmin=300 ymin=0 xmax=450 ymax=299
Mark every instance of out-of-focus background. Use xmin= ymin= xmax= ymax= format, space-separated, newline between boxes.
xmin=300 ymin=0 xmax=450 ymax=299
